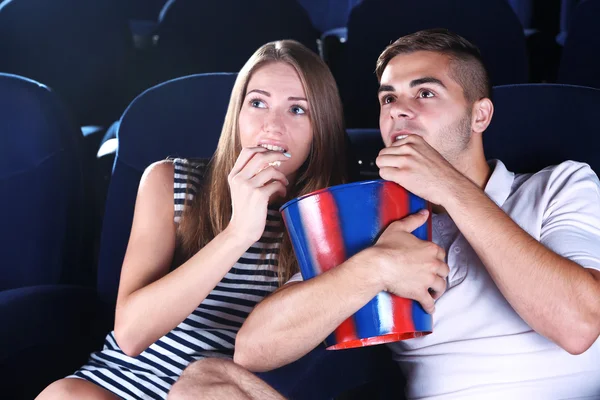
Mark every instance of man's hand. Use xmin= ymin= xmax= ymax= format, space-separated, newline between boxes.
xmin=371 ymin=210 xmax=449 ymax=313
xmin=376 ymin=134 xmax=468 ymax=206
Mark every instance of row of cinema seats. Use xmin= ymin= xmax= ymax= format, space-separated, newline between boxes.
xmin=2 ymin=0 xmax=597 ymax=241
xmin=2 ymin=0 xmax=599 ymax=131
xmin=299 ymin=0 xmax=577 ymax=38
xmin=2 ymin=70 xmax=600 ymax=398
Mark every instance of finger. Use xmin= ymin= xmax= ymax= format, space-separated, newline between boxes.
xmin=240 ymin=152 xmax=291 ymax=179
xmin=436 ymin=261 xmax=450 ymax=279
xmin=390 ymin=133 xmax=419 ymax=146
xmin=250 ymin=166 xmax=289 ymax=187
xmin=391 ymin=134 xmax=429 ymax=149
xmin=436 ymin=246 xmax=447 ymax=262
xmin=428 ymin=276 xmax=447 ymax=300
xmin=378 ymin=166 xmax=407 ymax=183
xmin=260 ymin=180 xmax=287 ymax=199
xmin=375 ymin=153 xmax=410 ymax=169
xmin=392 ymin=209 xmax=429 ymax=233
xmin=418 ymin=293 xmax=436 ymax=314
xmin=378 ymin=143 xmax=416 ymax=156
xmin=230 ymin=147 xmax=267 ymax=178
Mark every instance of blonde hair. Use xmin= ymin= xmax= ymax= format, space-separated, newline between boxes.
xmin=176 ymin=40 xmax=348 ymax=284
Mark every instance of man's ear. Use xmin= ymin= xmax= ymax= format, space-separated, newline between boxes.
xmin=471 ymin=98 xmax=494 ymax=134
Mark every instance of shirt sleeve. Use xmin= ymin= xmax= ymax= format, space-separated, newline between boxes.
xmin=540 ymin=161 xmax=600 ymax=271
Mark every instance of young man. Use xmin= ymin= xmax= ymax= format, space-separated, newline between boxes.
xmin=170 ymin=29 xmax=600 ymax=399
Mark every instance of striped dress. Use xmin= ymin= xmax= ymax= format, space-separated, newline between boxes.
xmin=70 ymin=158 xmax=283 ymax=400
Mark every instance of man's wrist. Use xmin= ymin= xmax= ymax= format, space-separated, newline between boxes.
xmin=443 ymin=177 xmax=486 ymax=215
xmin=346 ymin=247 xmax=387 ymax=294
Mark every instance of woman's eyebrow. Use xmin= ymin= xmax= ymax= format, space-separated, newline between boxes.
xmin=246 ymin=90 xmax=306 ymax=102
xmin=246 ymin=89 xmax=270 ymax=97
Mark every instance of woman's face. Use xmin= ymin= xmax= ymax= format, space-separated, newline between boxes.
xmin=238 ymin=62 xmax=313 ymax=182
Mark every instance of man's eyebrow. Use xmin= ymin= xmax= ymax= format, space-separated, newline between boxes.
xmin=378 ymin=84 xmax=395 ymax=94
xmin=246 ymin=89 xmax=270 ymax=97
xmin=410 ymin=77 xmax=447 ymax=89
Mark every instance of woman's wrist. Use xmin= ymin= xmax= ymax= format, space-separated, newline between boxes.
xmin=221 ymin=224 xmax=257 ymax=250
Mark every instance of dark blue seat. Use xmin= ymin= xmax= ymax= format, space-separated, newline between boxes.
xmin=0 ymin=284 xmax=100 ymax=399
xmin=507 ymin=0 xmax=534 ymax=29
xmin=97 ymin=73 xmax=238 ymax=308
xmin=485 ymin=83 xmax=600 ymax=173
xmin=2 ymin=74 xmax=237 ymax=398
xmin=0 ymin=0 xmax=135 ymax=126
xmin=296 ymin=0 xmax=362 ymax=33
xmin=0 ymin=74 xmax=93 ymax=399
xmin=558 ymin=0 xmax=600 ymax=89
xmin=1 ymin=73 xmax=236 ymax=399
xmin=0 ymin=73 xmax=85 ymax=290
xmin=125 ymin=0 xmax=167 ymax=20
xmin=151 ymin=0 xmax=319 ymax=83
xmin=557 ymin=0 xmax=583 ymax=45
xmin=341 ymin=0 xmax=528 ymax=128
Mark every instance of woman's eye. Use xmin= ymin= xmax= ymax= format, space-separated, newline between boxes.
xmin=290 ymin=105 xmax=306 ymax=115
xmin=250 ymin=99 xmax=267 ymax=108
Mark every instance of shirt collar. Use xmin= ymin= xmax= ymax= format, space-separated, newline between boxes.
xmin=484 ymin=159 xmax=515 ymax=207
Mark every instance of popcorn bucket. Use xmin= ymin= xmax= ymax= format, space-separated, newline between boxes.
xmin=280 ymin=180 xmax=433 ymax=350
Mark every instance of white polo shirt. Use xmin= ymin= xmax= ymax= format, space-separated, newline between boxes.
xmin=287 ymin=160 xmax=600 ymax=399
xmin=387 ymin=160 xmax=600 ymax=399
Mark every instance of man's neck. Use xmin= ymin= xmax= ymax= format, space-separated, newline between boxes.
xmin=433 ymin=151 xmax=491 ymax=215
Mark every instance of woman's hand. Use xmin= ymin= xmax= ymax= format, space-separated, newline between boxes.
xmin=227 ymin=147 xmax=290 ymax=244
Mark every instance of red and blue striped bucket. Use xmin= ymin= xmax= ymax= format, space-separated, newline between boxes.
xmin=280 ymin=180 xmax=433 ymax=350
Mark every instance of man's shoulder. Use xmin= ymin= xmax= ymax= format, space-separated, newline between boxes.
xmin=501 ymin=160 xmax=600 ymax=237
xmin=513 ymin=160 xmax=599 ymax=194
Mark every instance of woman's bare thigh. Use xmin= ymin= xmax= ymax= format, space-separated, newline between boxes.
xmin=36 ymin=377 xmax=119 ymax=400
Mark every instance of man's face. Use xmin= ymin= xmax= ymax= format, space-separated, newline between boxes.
xmin=378 ymin=51 xmax=473 ymax=164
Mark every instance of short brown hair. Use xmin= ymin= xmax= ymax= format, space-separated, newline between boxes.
xmin=376 ymin=29 xmax=492 ymax=103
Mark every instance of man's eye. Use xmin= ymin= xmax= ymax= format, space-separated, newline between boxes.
xmin=382 ymin=95 xmax=395 ymax=104
xmin=419 ymin=90 xmax=435 ymax=99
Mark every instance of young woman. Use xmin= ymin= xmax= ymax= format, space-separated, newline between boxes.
xmin=37 ymin=39 xmax=348 ymax=400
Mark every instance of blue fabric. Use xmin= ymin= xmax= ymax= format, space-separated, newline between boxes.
xmin=0 ymin=0 xmax=134 ymax=125
xmin=296 ymin=0 xmax=363 ymax=33
xmin=0 ymin=285 xmax=98 ymax=360
xmin=96 ymin=73 xmax=238 ymax=307
xmin=257 ymin=344 xmax=402 ymax=399
xmin=0 ymin=73 xmax=85 ymax=290
xmin=0 ymin=73 xmax=239 ymax=398
xmin=341 ymin=0 xmax=528 ymax=128
xmin=558 ymin=0 xmax=600 ymax=88
xmin=557 ymin=0 xmax=583 ymax=45
xmin=507 ymin=0 xmax=534 ymax=29
xmin=153 ymin=0 xmax=319 ymax=82
xmin=485 ymin=84 xmax=600 ymax=174
xmin=125 ymin=0 xmax=167 ymax=20
xmin=0 ymin=285 xmax=102 ymax=399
